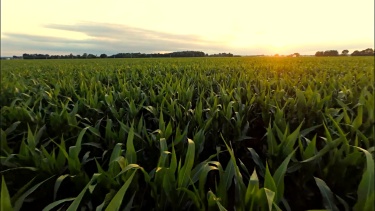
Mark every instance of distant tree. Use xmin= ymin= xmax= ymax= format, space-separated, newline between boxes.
xmin=274 ymin=54 xmax=279 ymax=57
xmin=351 ymin=50 xmax=360 ymax=56
xmin=82 ymin=53 xmax=88 ymax=58
xmin=293 ymin=53 xmax=300 ymax=57
xmin=351 ymin=48 xmax=374 ymax=56
xmin=341 ymin=49 xmax=349 ymax=56
xmin=315 ymin=51 xmax=324 ymax=57
xmin=209 ymin=52 xmax=233 ymax=57
xmin=323 ymin=50 xmax=339 ymax=56
xmin=87 ymin=54 xmax=96 ymax=58
xmin=364 ymin=48 xmax=374 ymax=55
xmin=100 ymin=54 xmax=108 ymax=58
xmin=315 ymin=50 xmax=339 ymax=57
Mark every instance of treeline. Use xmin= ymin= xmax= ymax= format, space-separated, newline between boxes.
xmin=109 ymin=51 xmax=206 ymax=58
xmin=208 ymin=53 xmax=234 ymax=57
xmin=18 ymin=51 xmax=238 ymax=59
xmin=351 ymin=48 xmax=374 ymax=56
xmin=315 ymin=48 xmax=374 ymax=57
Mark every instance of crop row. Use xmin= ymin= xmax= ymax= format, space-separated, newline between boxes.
xmin=0 ymin=57 xmax=374 ymax=210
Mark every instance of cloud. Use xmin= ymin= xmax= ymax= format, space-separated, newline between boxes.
xmin=3 ymin=21 xmax=372 ymax=56
xmin=45 ymin=22 xmax=209 ymax=44
xmin=1 ymin=22 xmax=234 ymax=56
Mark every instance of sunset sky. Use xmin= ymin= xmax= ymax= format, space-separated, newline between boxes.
xmin=1 ymin=0 xmax=374 ymax=56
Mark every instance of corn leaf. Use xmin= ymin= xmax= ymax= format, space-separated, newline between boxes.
xmin=1 ymin=176 xmax=12 ymax=211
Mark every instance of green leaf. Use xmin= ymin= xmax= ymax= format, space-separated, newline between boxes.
xmin=105 ymin=170 xmax=137 ymax=211
xmin=222 ymin=157 xmax=235 ymax=191
xmin=245 ymin=170 xmax=259 ymax=207
xmin=264 ymin=163 xmax=277 ymax=194
xmin=223 ymin=140 xmax=246 ymax=209
xmin=125 ymin=126 xmax=137 ymax=164
xmin=95 ymin=189 xmax=116 ymax=211
xmin=283 ymin=121 xmax=303 ymax=155
xmin=177 ymin=187 xmax=201 ymax=209
xmin=26 ymin=125 xmax=36 ymax=149
xmin=300 ymin=124 xmax=321 ymax=137
xmin=42 ymin=198 xmax=75 ymax=211
xmin=164 ymin=121 xmax=173 ymax=140
xmin=67 ymin=173 xmax=101 ymax=211
xmin=115 ymin=164 xmax=150 ymax=184
xmin=266 ymin=123 xmax=278 ymax=156
xmin=272 ymin=149 xmax=295 ymax=203
xmin=301 ymin=138 xmax=342 ymax=163
xmin=75 ymin=127 xmax=88 ymax=153
xmin=123 ymin=192 xmax=136 ymax=211
xmin=0 ymin=130 xmax=11 ymax=154
xmin=1 ymin=176 xmax=12 ymax=211
xmin=5 ymin=121 xmax=21 ymax=135
xmin=177 ymin=139 xmax=195 ymax=188
xmin=352 ymin=105 xmax=363 ymax=132
xmin=326 ymin=114 xmax=348 ymax=147
xmin=248 ymin=148 xmax=265 ymax=177
xmin=83 ymin=124 xmax=101 ymax=137
xmin=264 ymin=188 xmax=275 ymax=211
xmin=207 ymin=190 xmax=227 ymax=211
xmin=314 ymin=177 xmax=339 ymax=211
xmin=34 ymin=125 xmax=46 ymax=146
xmin=335 ymin=194 xmax=349 ymax=211
xmin=197 ymin=163 xmax=219 ymax=200
xmin=170 ymin=142 xmax=177 ymax=174
xmin=162 ymin=168 xmax=177 ymax=205
xmin=353 ymin=147 xmax=375 ymax=211
xmin=110 ymin=143 xmax=123 ymax=164
xmin=68 ymin=127 xmax=89 ymax=173
xmin=10 ymin=176 xmax=36 ymax=205
xmin=14 ymin=175 xmax=54 ymax=211
xmin=303 ymin=135 xmax=317 ymax=160
xmin=1 ymin=167 xmax=38 ymax=174
xmin=55 ymin=138 xmax=67 ymax=169
xmin=53 ymin=174 xmax=69 ymax=201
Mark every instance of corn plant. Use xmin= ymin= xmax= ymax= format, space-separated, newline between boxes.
xmin=0 ymin=56 xmax=374 ymax=210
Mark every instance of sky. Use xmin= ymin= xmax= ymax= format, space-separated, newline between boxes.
xmin=1 ymin=0 xmax=374 ymax=56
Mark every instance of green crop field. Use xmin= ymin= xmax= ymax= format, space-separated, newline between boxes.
xmin=1 ymin=57 xmax=374 ymax=211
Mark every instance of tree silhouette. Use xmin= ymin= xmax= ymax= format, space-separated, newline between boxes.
xmin=341 ymin=50 xmax=349 ymax=56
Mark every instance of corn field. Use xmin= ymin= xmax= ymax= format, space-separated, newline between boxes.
xmin=1 ymin=57 xmax=374 ymax=211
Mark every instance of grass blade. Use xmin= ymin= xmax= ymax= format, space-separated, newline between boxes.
xmin=314 ymin=177 xmax=339 ymax=211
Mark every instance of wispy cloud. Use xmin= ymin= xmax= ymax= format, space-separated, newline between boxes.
xmin=1 ymin=22 xmax=234 ymax=56
xmin=2 ymin=22 xmax=372 ymax=56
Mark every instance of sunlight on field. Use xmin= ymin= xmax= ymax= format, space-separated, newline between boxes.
xmin=1 ymin=57 xmax=374 ymax=210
